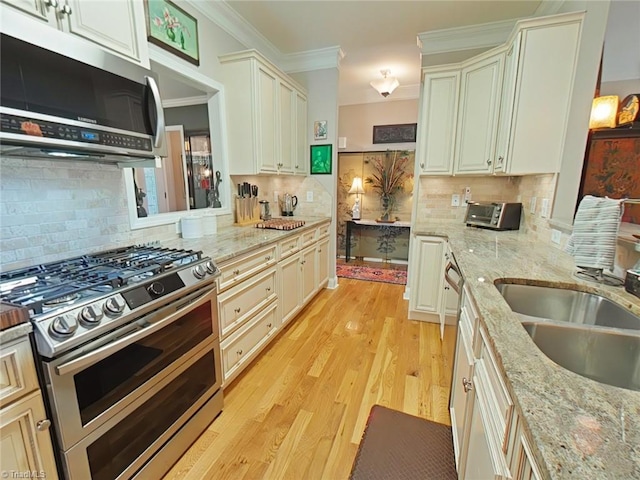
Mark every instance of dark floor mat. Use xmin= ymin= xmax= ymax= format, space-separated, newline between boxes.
xmin=350 ymin=405 xmax=457 ymax=480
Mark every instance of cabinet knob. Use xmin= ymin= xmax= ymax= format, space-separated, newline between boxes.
xmin=233 ymin=269 xmax=240 ymax=275
xmin=266 ymin=287 xmax=271 ymax=292
xmin=265 ymin=255 xmax=271 ymax=261
xmin=237 ymin=349 xmax=243 ymax=356
xmin=267 ymin=323 xmax=272 ymax=328
xmin=36 ymin=419 xmax=51 ymax=431
xmin=444 ymin=285 xmax=450 ymax=290
xmin=234 ymin=307 xmax=241 ymax=313
xmin=420 ymin=163 xmax=425 ymax=169
xmin=43 ymin=0 xmax=59 ymax=7
xmin=486 ymin=159 xmax=492 ymax=166
xmin=59 ymin=3 xmax=72 ymax=15
xmin=462 ymin=377 xmax=473 ymax=393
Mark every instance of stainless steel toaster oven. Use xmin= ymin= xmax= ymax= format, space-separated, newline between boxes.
xmin=464 ymin=202 xmax=522 ymax=230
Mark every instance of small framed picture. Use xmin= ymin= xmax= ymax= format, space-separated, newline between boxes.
xmin=314 ymin=120 xmax=328 ymax=140
xmin=310 ymin=144 xmax=332 ymax=174
xmin=145 ymin=0 xmax=200 ymax=66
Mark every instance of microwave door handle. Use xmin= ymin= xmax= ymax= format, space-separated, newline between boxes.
xmin=145 ymin=76 xmax=165 ymax=148
xmin=55 ymin=287 xmax=213 ymax=377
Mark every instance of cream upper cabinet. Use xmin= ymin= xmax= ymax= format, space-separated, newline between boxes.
xmin=0 ymin=0 xmax=148 ymax=66
xmin=493 ymin=13 xmax=583 ymax=175
xmin=220 ymin=50 xmax=309 ymax=176
xmin=454 ymin=51 xmax=504 ymax=175
xmin=416 ymin=69 xmax=460 ymax=175
xmin=295 ymin=91 xmax=309 ymax=175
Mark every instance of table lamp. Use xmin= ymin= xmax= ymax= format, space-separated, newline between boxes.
xmin=348 ymin=177 xmax=365 ymax=220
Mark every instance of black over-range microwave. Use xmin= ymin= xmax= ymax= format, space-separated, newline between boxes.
xmin=0 ymin=33 xmax=166 ymax=163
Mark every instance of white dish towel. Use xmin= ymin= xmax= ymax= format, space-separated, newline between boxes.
xmin=565 ymin=195 xmax=624 ymax=271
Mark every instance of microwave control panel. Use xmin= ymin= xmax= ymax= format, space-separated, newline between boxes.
xmin=0 ymin=113 xmax=152 ymax=152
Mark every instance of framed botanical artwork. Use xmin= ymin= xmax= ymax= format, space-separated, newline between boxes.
xmin=145 ymin=0 xmax=200 ymax=66
xmin=314 ymin=120 xmax=328 ymax=140
xmin=373 ymin=123 xmax=417 ymax=144
xmin=310 ymin=144 xmax=332 ymax=174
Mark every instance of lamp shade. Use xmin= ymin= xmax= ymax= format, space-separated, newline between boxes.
xmin=348 ymin=176 xmax=365 ymax=194
xmin=589 ymin=95 xmax=619 ymax=129
xmin=370 ymin=70 xmax=400 ymax=98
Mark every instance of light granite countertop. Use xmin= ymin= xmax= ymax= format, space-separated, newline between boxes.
xmin=0 ymin=321 xmax=32 ymax=345
xmin=413 ymin=221 xmax=640 ymax=479
xmin=163 ymin=217 xmax=332 ymax=264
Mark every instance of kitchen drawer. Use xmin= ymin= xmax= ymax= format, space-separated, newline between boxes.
xmin=221 ymin=301 xmax=278 ymax=384
xmin=217 ymin=245 xmax=277 ymax=292
xmin=218 ymin=267 xmax=277 ymax=339
xmin=301 ymin=229 xmax=317 ymax=247
xmin=317 ymin=222 xmax=330 ymax=238
xmin=479 ymin=326 xmax=514 ymax=450
xmin=0 ymin=336 xmax=39 ymax=407
xmin=278 ymin=235 xmax=301 ymax=260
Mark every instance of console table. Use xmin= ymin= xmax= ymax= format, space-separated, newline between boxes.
xmin=345 ymin=219 xmax=411 ymax=262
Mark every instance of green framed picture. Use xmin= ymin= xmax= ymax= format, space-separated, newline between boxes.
xmin=145 ymin=0 xmax=200 ymax=66
xmin=310 ymin=144 xmax=332 ymax=174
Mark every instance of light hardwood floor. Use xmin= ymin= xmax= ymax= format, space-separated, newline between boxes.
xmin=163 ymin=278 xmax=456 ymax=480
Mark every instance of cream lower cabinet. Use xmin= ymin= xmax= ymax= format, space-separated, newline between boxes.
xmin=279 ymin=252 xmax=302 ymax=327
xmin=317 ymin=236 xmax=330 ymax=288
xmin=300 ymin=245 xmax=317 ymax=305
xmin=452 ymin=285 xmax=541 ymax=480
xmin=0 ymin=337 xmax=58 ymax=479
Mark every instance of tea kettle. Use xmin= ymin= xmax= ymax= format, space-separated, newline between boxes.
xmin=279 ymin=193 xmax=298 ymax=216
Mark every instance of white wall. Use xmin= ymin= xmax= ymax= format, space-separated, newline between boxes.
xmin=292 ymin=68 xmax=340 ymax=287
xmin=338 ymin=100 xmax=419 ymax=152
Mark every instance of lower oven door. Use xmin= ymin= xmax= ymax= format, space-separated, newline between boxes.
xmin=43 ymin=285 xmax=222 ymax=452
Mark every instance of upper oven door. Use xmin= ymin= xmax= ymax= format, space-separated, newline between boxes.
xmin=43 ymin=286 xmax=221 ymax=450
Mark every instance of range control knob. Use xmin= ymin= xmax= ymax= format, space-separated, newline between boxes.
xmin=49 ymin=315 xmax=78 ymax=338
xmin=193 ymin=264 xmax=207 ymax=279
xmin=103 ymin=296 xmax=126 ymax=317
xmin=147 ymin=282 xmax=165 ymax=296
xmin=78 ymin=305 xmax=104 ymax=327
xmin=205 ymin=261 xmax=217 ymax=275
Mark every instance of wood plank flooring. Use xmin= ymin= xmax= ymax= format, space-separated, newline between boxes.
xmin=163 ymin=278 xmax=456 ymax=480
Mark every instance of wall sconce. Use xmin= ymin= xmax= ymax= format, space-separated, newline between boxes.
xmin=589 ymin=95 xmax=619 ymax=129
xmin=348 ymin=176 xmax=365 ymax=220
xmin=370 ymin=69 xmax=400 ymax=98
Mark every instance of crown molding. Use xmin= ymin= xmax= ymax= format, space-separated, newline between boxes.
xmin=186 ymin=0 xmax=283 ymax=66
xmin=417 ymin=18 xmax=516 ymax=55
xmin=534 ymin=0 xmax=565 ymax=17
xmin=282 ymin=46 xmax=345 ymax=73
xmin=162 ymin=95 xmax=210 ymax=108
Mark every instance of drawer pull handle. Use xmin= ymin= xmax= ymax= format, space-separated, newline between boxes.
xmin=444 ymin=285 xmax=450 ymax=290
xmin=233 ymin=269 xmax=240 ymax=275
xmin=318 ymin=249 xmax=322 ymax=252
xmin=234 ymin=307 xmax=241 ymax=313
xmin=266 ymin=287 xmax=271 ymax=292
xmin=267 ymin=323 xmax=272 ymax=328
xmin=36 ymin=419 xmax=51 ymax=431
xmin=237 ymin=349 xmax=243 ymax=356
xmin=462 ymin=377 xmax=473 ymax=393
xmin=265 ymin=255 xmax=271 ymax=261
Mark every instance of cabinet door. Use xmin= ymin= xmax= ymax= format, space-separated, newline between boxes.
xmin=295 ymin=92 xmax=308 ymax=175
xmin=450 ymin=325 xmax=474 ymax=475
xmin=409 ymin=236 xmax=445 ymax=316
xmin=278 ymin=81 xmax=295 ymax=173
xmin=316 ymin=237 xmax=329 ymax=289
xmin=0 ymin=391 xmax=58 ymax=479
xmin=2 ymin=0 xmax=52 ymax=22
xmin=256 ymin=65 xmax=278 ymax=173
xmin=454 ymin=53 xmax=504 ymax=174
xmin=301 ymin=245 xmax=317 ymax=305
xmin=417 ymin=70 xmax=459 ymax=174
xmin=279 ymin=253 xmax=301 ymax=327
xmin=494 ymin=36 xmax=521 ymax=173
xmin=463 ymin=390 xmax=500 ymax=480
xmin=64 ymin=0 xmax=143 ymax=62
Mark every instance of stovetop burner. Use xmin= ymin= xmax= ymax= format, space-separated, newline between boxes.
xmin=0 ymin=245 xmax=203 ymax=315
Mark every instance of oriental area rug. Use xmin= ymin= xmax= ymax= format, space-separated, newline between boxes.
xmin=336 ymin=264 xmax=407 ymax=285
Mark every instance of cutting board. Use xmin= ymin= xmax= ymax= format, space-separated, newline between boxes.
xmin=0 ymin=303 xmax=30 ymax=331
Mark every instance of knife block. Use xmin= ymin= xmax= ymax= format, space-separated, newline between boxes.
xmin=234 ymin=197 xmax=261 ymax=226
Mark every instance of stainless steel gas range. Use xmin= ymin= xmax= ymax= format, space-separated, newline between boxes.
xmin=0 ymin=245 xmax=223 ymax=480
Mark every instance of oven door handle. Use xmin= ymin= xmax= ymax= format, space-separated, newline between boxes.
xmin=444 ymin=261 xmax=462 ymax=295
xmin=55 ymin=287 xmax=214 ymax=377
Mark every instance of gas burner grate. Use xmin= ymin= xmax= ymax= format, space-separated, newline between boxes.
xmin=0 ymin=245 xmax=203 ymax=314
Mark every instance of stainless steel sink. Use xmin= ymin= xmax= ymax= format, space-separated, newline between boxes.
xmin=523 ymin=322 xmax=640 ymax=391
xmin=495 ymin=283 xmax=640 ymax=331
xmin=495 ymin=283 xmax=640 ymax=391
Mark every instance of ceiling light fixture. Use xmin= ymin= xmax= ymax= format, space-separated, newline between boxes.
xmin=370 ymin=69 xmax=399 ymax=98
